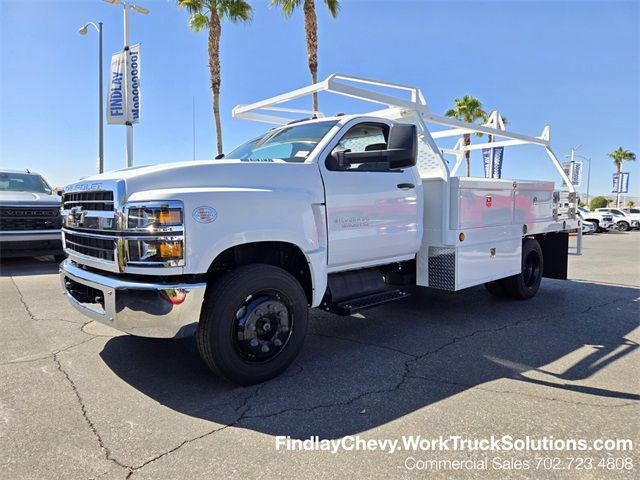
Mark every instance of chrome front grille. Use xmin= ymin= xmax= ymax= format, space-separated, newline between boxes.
xmin=61 ymin=180 xmax=184 ymax=273
xmin=63 ymin=231 xmax=115 ymax=261
xmin=61 ymin=180 xmax=124 ymax=272
xmin=62 ymin=190 xmax=114 ymax=211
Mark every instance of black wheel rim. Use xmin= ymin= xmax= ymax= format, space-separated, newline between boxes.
xmin=233 ymin=291 xmax=293 ymax=363
xmin=523 ymin=251 xmax=541 ymax=287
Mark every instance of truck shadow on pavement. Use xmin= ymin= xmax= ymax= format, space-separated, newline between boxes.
xmin=0 ymin=257 xmax=61 ymax=277
xmin=99 ymin=280 xmax=639 ymax=439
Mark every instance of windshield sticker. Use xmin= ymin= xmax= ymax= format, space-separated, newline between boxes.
xmin=192 ymin=206 xmax=217 ymax=224
xmin=295 ymin=151 xmax=310 ymax=157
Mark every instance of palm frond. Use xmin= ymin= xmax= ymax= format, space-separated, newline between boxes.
xmin=176 ymin=0 xmax=206 ymax=15
xmin=189 ymin=11 xmax=210 ymax=31
xmin=220 ymin=0 xmax=253 ymax=22
xmin=271 ymin=0 xmax=303 ymax=17
xmin=324 ymin=0 xmax=340 ymax=17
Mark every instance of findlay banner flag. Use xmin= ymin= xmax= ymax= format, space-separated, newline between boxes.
xmin=107 ymin=44 xmax=141 ymax=125
xmin=482 ymin=146 xmax=504 ymax=178
xmin=612 ymin=172 xmax=630 ymax=194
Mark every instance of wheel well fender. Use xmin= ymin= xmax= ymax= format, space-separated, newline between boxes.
xmin=206 ymin=241 xmax=322 ymax=306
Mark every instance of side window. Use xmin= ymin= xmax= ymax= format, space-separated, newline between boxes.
xmin=330 ymin=123 xmax=390 ymax=172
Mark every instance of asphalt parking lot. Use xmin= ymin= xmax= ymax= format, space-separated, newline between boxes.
xmin=1 ymin=232 xmax=638 ymax=479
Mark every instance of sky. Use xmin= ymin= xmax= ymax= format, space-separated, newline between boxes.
xmin=1 ymin=0 xmax=638 ymax=199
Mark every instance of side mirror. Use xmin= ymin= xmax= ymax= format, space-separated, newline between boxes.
xmin=327 ymin=146 xmax=351 ymax=171
xmin=386 ymin=123 xmax=417 ymax=169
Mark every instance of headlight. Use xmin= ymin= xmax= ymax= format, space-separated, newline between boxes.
xmin=124 ymin=201 xmax=185 ymax=267
xmin=127 ymin=203 xmax=183 ymax=231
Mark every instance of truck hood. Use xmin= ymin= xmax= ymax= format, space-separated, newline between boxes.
xmin=0 ymin=190 xmax=61 ymax=206
xmin=65 ymin=160 xmax=325 ymax=203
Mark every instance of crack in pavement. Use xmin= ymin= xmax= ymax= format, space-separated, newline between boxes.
xmin=9 ymin=276 xmax=92 ymax=327
xmin=0 ymin=336 xmax=98 ymax=367
xmin=117 ymin=296 xmax=638 ymax=475
xmin=406 ymin=374 xmax=639 ymax=409
xmin=235 ymin=296 xmax=635 ymax=421
xmin=53 ymin=350 xmax=133 ymax=473
xmin=27 ymin=291 xmax=638 ymax=477
xmin=125 ymin=380 xmax=272 ymax=478
xmin=310 ymin=332 xmax=418 ymax=358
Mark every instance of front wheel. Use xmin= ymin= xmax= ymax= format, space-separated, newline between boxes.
xmin=502 ymin=238 xmax=544 ymax=300
xmin=196 ymin=264 xmax=309 ymax=386
xmin=617 ymin=221 xmax=630 ymax=232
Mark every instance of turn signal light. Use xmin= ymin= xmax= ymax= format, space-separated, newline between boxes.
xmin=459 ymin=232 xmax=465 ymax=242
xmin=158 ymin=242 xmax=183 ymax=259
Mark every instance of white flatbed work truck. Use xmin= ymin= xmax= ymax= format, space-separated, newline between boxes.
xmin=60 ymin=74 xmax=579 ymax=385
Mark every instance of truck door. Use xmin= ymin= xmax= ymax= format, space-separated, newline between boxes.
xmin=320 ymin=121 xmax=422 ymax=270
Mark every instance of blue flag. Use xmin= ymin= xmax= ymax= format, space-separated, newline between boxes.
xmin=482 ymin=147 xmax=504 ymax=178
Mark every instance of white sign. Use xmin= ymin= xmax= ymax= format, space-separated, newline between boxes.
xmin=107 ymin=50 xmax=127 ymax=124
xmin=612 ymin=172 xmax=630 ymax=194
xmin=561 ymin=161 xmax=583 ymax=187
xmin=107 ymin=44 xmax=141 ymax=125
xmin=127 ymin=44 xmax=141 ymax=124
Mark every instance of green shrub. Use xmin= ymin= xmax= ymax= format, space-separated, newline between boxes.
xmin=589 ymin=196 xmax=608 ymax=210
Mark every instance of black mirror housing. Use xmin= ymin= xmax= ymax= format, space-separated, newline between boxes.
xmin=326 ymin=123 xmax=417 ymax=171
xmin=386 ymin=123 xmax=417 ymax=169
xmin=328 ymin=146 xmax=351 ymax=171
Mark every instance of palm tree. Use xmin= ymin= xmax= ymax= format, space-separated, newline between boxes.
xmin=271 ymin=0 xmax=340 ymax=112
xmin=608 ymin=147 xmax=636 ymax=206
xmin=177 ymin=0 xmax=252 ymax=156
xmin=445 ymin=95 xmax=488 ymax=176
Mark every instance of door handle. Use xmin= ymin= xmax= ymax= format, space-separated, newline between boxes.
xmin=397 ymin=183 xmax=415 ymax=189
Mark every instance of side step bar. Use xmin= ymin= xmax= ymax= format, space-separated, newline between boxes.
xmin=321 ymin=289 xmax=411 ymax=316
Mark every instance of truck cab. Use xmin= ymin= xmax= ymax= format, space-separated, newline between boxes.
xmin=60 ymin=74 xmax=579 ymax=385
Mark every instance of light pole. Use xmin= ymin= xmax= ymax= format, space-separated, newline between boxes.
xmin=79 ymin=21 xmax=104 ymax=174
xmin=104 ymin=0 xmax=149 ymax=168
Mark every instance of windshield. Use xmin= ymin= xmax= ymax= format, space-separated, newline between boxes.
xmin=0 ymin=172 xmax=52 ymax=194
xmin=225 ymin=120 xmax=338 ymax=163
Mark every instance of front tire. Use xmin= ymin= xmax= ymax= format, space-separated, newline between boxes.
xmin=502 ymin=238 xmax=544 ymax=300
xmin=617 ymin=221 xmax=630 ymax=232
xmin=196 ymin=264 xmax=309 ymax=386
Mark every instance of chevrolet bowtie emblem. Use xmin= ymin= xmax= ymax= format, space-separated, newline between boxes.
xmin=70 ymin=206 xmax=85 ymax=222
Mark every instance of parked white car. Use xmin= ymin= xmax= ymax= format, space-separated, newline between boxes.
xmin=59 ymin=74 xmax=579 ymax=385
xmin=577 ymin=207 xmax=615 ymax=232
xmin=595 ymin=208 xmax=640 ymax=231
xmin=581 ymin=220 xmax=596 ymax=234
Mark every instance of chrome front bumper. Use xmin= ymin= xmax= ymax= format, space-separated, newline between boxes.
xmin=60 ymin=259 xmax=206 ymax=338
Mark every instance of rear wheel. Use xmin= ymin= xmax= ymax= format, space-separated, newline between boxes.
xmin=502 ymin=238 xmax=544 ymax=300
xmin=196 ymin=264 xmax=308 ymax=385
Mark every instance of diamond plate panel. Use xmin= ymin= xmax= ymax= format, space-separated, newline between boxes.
xmin=428 ymin=247 xmax=456 ymax=291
